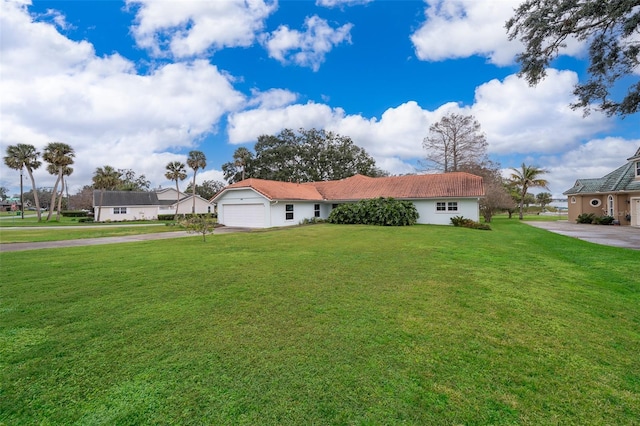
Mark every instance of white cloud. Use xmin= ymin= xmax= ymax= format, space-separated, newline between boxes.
xmin=316 ymin=0 xmax=373 ymax=7
xmin=128 ymin=0 xmax=277 ymax=58
xmin=262 ymin=15 xmax=353 ymax=71
xmin=247 ymin=88 xmax=298 ymax=109
xmin=0 ymin=1 xmax=245 ymax=193
xmin=410 ymin=0 xmax=583 ymax=66
xmin=471 ymin=69 xmax=611 ymax=155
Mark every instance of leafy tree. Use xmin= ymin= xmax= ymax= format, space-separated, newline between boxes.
xmin=182 ymin=215 xmax=217 ymax=242
xmin=92 ymin=165 xmax=122 ymax=222
xmin=506 ymin=0 xmax=640 ymax=116
xmin=459 ymin=161 xmax=516 ymax=223
xmin=186 ymin=150 xmax=207 ymax=214
xmin=509 ymin=163 xmax=550 ymax=220
xmin=3 ymin=144 xmax=42 ymax=220
xmin=165 ymin=161 xmax=187 ymax=217
xmin=0 ymin=186 xmax=8 ymax=200
xmin=69 ymin=185 xmax=94 ymax=210
xmin=223 ymin=128 xmax=382 ymax=184
xmin=423 ymin=113 xmax=488 ymax=172
xmin=536 ymin=192 xmax=553 ymax=210
xmin=185 ymin=179 xmax=226 ymax=200
xmin=117 ymin=169 xmax=150 ymax=191
xmin=43 ymin=142 xmax=74 ymax=221
xmin=222 ymin=147 xmax=254 ymax=183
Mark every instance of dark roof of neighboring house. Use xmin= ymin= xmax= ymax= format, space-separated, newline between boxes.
xmin=563 ymin=153 xmax=640 ymax=195
xmin=93 ymin=190 xmax=160 ymax=206
xmin=214 ymin=173 xmax=485 ymax=202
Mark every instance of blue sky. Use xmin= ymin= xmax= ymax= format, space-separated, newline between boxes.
xmin=1 ymin=0 xmax=638 ymax=200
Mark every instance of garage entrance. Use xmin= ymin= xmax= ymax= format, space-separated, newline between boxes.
xmin=222 ymin=204 xmax=265 ymax=228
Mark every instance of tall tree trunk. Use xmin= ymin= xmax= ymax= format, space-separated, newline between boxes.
xmin=175 ymin=182 xmax=180 ymax=219
xmin=191 ymin=172 xmax=197 ymax=214
xmin=25 ymin=168 xmax=42 ymax=221
xmin=47 ymin=169 xmax=62 ymax=221
xmin=56 ymin=177 xmax=65 ymax=221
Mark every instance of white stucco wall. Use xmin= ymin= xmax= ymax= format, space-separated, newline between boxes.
xmin=97 ymin=206 xmax=159 ymax=221
xmin=413 ymin=198 xmax=480 ymax=225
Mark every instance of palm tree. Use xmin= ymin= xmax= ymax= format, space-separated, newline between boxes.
xmin=43 ymin=142 xmax=75 ymax=221
xmin=3 ymin=144 xmax=43 ymax=221
xmin=47 ymin=163 xmax=73 ymax=221
xmin=234 ymin=147 xmax=252 ymax=181
xmin=186 ymin=150 xmax=207 ymax=214
xmin=92 ymin=165 xmax=122 ymax=222
xmin=509 ymin=163 xmax=549 ymax=220
xmin=165 ymin=161 xmax=187 ymax=218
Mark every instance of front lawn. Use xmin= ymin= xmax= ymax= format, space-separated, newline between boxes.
xmin=1 ymin=220 xmax=638 ymax=424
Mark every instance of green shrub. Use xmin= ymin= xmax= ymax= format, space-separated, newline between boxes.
xmin=78 ymin=217 xmax=94 ymax=223
xmin=158 ymin=214 xmax=176 ymax=221
xmin=328 ymin=198 xmax=419 ymax=226
xmin=450 ymin=215 xmax=491 ymax=230
xmin=576 ymin=213 xmax=596 ymax=224
xmin=594 ymin=215 xmax=615 ymax=225
xmin=61 ymin=210 xmax=88 ymax=218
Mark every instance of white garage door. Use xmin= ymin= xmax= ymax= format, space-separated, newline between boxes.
xmin=223 ymin=204 xmax=265 ymax=228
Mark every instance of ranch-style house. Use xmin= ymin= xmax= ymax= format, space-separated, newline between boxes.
xmin=212 ymin=173 xmax=485 ymax=228
xmin=92 ymin=187 xmax=215 ymax=221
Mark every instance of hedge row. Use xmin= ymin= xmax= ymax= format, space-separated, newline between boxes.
xmin=328 ymin=198 xmax=419 ymax=226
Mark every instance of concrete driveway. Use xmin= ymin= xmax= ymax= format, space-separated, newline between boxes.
xmin=525 ymin=221 xmax=640 ymax=250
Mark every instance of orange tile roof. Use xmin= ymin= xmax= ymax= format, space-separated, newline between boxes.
xmin=217 ymin=173 xmax=484 ymax=201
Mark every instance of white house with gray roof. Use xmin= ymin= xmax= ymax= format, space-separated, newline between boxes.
xmin=92 ymin=188 xmax=215 ymax=221
xmin=563 ymin=147 xmax=640 ymax=226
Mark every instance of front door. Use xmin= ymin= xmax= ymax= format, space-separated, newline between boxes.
xmin=635 ymin=199 xmax=640 ymax=226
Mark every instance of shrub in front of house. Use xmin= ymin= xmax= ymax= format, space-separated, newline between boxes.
xmin=576 ymin=213 xmax=596 ymax=224
xmin=328 ymin=197 xmax=419 ymax=226
xmin=450 ymin=215 xmax=491 ymax=230
xmin=158 ymin=214 xmax=176 ymax=221
xmin=594 ymin=215 xmax=615 ymax=225
xmin=78 ymin=217 xmax=94 ymax=223
xmin=61 ymin=210 xmax=88 ymax=218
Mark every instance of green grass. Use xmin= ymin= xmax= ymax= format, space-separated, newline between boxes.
xmin=1 ymin=220 xmax=639 ymax=425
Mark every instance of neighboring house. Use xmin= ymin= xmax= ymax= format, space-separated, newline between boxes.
xmin=563 ymin=147 xmax=640 ymax=226
xmin=93 ymin=188 xmax=215 ymax=221
xmin=212 ymin=173 xmax=484 ymax=228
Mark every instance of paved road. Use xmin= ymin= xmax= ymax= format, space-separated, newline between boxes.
xmin=525 ymin=221 xmax=640 ymax=250
xmin=0 ymin=227 xmax=252 ymax=253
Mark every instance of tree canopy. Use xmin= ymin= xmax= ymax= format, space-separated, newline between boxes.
xmin=506 ymin=0 xmax=640 ymax=117
xmin=423 ymin=113 xmax=488 ymax=172
xmin=185 ymin=179 xmax=226 ymax=200
xmin=222 ymin=128 xmax=385 ymax=184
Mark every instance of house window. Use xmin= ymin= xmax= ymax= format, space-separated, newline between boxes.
xmin=113 ymin=207 xmax=127 ymax=214
xmin=590 ymin=199 xmax=601 ymax=207
xmin=314 ymin=204 xmax=320 ymax=218
xmin=436 ymin=202 xmax=458 ymax=212
xmin=636 ymin=161 xmax=640 ymax=177
xmin=607 ymin=195 xmax=614 ymax=217
xmin=571 ymin=196 xmax=576 ymax=204
xmin=285 ymin=204 xmax=294 ymax=220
